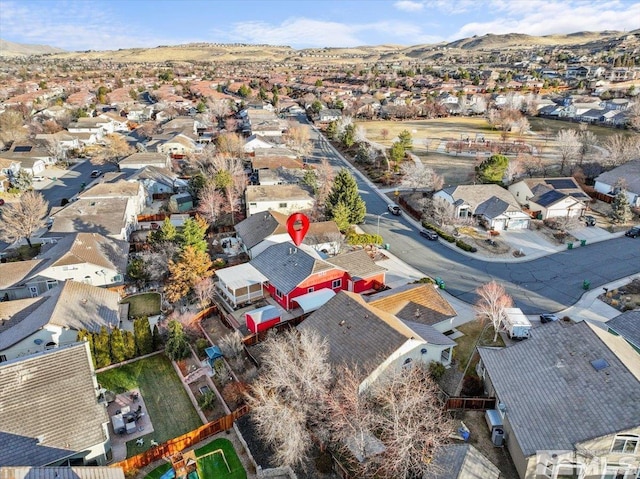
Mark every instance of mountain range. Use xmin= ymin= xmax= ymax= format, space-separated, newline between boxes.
xmin=1 ymin=29 xmax=638 ymax=63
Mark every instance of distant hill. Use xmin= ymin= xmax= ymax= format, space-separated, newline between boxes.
xmin=2 ymin=29 xmax=638 ymax=63
xmin=0 ymin=38 xmax=65 ymax=57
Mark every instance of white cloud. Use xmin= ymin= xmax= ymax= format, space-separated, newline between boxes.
xmin=453 ymin=1 xmax=640 ymax=39
xmin=394 ymin=1 xmax=424 ymax=12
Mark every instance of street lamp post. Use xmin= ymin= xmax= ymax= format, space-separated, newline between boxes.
xmin=377 ymin=212 xmax=389 ymax=238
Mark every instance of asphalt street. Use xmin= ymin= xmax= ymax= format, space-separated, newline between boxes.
xmin=303 ymin=118 xmax=640 ymax=314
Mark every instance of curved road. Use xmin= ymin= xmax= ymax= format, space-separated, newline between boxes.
xmin=304 ymin=120 xmax=640 ymax=315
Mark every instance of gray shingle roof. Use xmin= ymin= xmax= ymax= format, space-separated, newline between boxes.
xmin=234 ymin=211 xmax=283 ymax=249
xmin=326 ymin=250 xmax=386 ymax=279
xmin=401 ymin=320 xmax=456 ymax=346
xmin=0 ymin=343 xmax=109 ymax=466
xmin=298 ymin=291 xmax=415 ymax=374
xmin=0 ymin=467 xmax=125 ymax=479
xmin=478 ymin=321 xmax=640 ymax=456
xmin=431 ymin=444 xmax=500 ymax=479
xmin=250 ymin=242 xmax=335 ymax=294
xmin=0 ymin=280 xmax=120 ymax=350
xmin=607 ymin=311 xmax=640 ymax=350
xmin=595 ymin=159 xmax=640 ymax=195
xmin=474 ymin=196 xmax=510 ymax=219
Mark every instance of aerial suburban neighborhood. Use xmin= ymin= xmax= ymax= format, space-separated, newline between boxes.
xmin=0 ymin=1 xmax=639 ymax=478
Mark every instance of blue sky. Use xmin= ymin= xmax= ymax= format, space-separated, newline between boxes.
xmin=1 ymin=0 xmax=638 ymax=51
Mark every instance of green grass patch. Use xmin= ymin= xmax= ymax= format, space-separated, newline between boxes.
xmin=145 ymin=463 xmax=172 ymax=479
xmin=121 ymin=292 xmax=161 ymax=319
xmin=454 ymin=320 xmax=505 ymax=373
xmin=97 ymin=354 xmax=201 ymax=457
xmin=195 ymin=438 xmax=246 ymax=479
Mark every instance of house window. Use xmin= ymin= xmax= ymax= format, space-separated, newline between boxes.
xmin=402 ymin=358 xmax=412 ymax=368
xmin=83 ymin=276 xmax=92 ymax=284
xmin=307 ymin=287 xmax=314 ymax=293
xmin=441 ymin=349 xmax=451 ymax=362
xmin=611 ymin=435 xmax=639 ymax=454
xmin=421 ymin=348 xmax=428 ymax=355
xmin=601 ymin=463 xmax=635 ymax=479
xmin=0 ymin=355 xmax=6 ymax=363
xmin=279 ymin=202 xmax=287 ymax=208
xmin=332 ymin=279 xmax=342 ymax=289
xmin=249 ymin=202 xmax=257 ymax=207
xmin=275 ymin=289 xmax=283 ymax=299
xmin=46 ymin=280 xmax=57 ymax=290
xmin=112 ymin=274 xmax=123 ymax=283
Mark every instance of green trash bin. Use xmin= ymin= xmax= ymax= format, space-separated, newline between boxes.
xmin=384 ymin=243 xmax=390 ymax=251
xmin=580 ymin=239 xmax=587 ymax=246
xmin=439 ymin=281 xmax=446 ymax=290
xmin=583 ymin=280 xmax=590 ymax=290
xmin=567 ymin=242 xmax=573 ymax=250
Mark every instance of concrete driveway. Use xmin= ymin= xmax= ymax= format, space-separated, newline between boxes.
xmin=568 ymin=225 xmax=617 ymax=243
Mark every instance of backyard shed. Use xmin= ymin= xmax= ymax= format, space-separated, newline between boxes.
xmin=246 ymin=305 xmax=281 ymax=333
xmin=204 ymin=346 xmax=223 ymax=367
xmin=169 ymin=193 xmax=193 ymax=212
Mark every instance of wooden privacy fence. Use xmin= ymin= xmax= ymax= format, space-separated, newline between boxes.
xmin=113 ymin=405 xmax=250 ymax=473
xmin=445 ymin=396 xmax=496 ymax=411
xmin=588 ymin=191 xmax=614 ymax=204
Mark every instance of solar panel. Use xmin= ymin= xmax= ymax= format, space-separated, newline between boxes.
xmin=13 ymin=145 xmax=32 ymax=153
xmin=546 ymin=179 xmax=576 ymax=189
xmin=591 ymin=358 xmax=609 ymax=371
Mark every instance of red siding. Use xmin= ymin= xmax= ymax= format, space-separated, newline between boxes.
xmin=246 ymin=315 xmax=281 ymax=334
xmin=352 ymin=273 xmax=386 ymax=293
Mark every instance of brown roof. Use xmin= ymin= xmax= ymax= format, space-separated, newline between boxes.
xmin=326 ymin=250 xmax=387 ymax=279
xmin=251 ymin=156 xmax=304 ymax=170
xmin=367 ymin=283 xmax=457 ymax=326
xmin=79 ymin=180 xmax=140 ymax=198
xmin=0 ymin=259 xmax=46 ymax=289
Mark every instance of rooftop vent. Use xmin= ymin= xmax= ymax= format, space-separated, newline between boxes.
xmin=591 ymin=358 xmax=609 ymax=371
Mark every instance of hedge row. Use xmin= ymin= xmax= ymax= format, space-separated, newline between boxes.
xmin=422 ymin=222 xmax=455 ymax=243
xmin=347 ymin=232 xmax=383 ymax=245
xmin=455 ymin=239 xmax=478 ymax=253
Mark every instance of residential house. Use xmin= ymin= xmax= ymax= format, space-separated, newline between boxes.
xmin=242 ymin=109 xmax=286 ymax=137
xmin=48 ymin=197 xmax=136 ymax=241
xmin=251 ymin=156 xmax=304 ymax=172
xmin=0 ymin=232 xmax=128 ymax=300
xmin=35 ymin=132 xmax=81 ymax=157
xmin=434 ymin=185 xmax=531 ymax=230
xmin=118 ymin=152 xmax=171 ymax=172
xmin=298 ymin=291 xmax=455 ymax=392
xmin=594 ymin=159 xmax=640 ymax=207
xmin=245 ymin=184 xmax=314 ymax=217
xmin=477 ymin=321 xmax=640 ymax=479
xmin=243 ymin=134 xmax=276 ymax=153
xmin=257 ymin=167 xmax=305 ymax=186
xmin=215 ymin=242 xmax=385 ymax=311
xmin=508 ymin=177 xmax=589 ymax=219
xmin=147 ymin=132 xmax=199 ymax=158
xmin=0 ymin=467 xmax=125 ymax=479
xmin=234 ymin=210 xmax=341 ymax=258
xmin=126 ymin=166 xmax=188 ymax=197
xmin=78 ymin=180 xmax=147 ymax=215
xmin=168 ymin=192 xmax=193 ymax=213
xmin=0 ymin=280 xmax=121 ymax=361
xmin=318 ymin=109 xmax=342 ymax=123
xmin=0 ymin=342 xmax=112 ymax=465
xmin=607 ymin=311 xmax=640 ymax=354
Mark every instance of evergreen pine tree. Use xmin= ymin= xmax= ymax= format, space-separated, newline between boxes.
xmin=110 ymin=328 xmax=126 ymax=364
xmin=179 ymin=216 xmax=208 ymax=252
xmin=123 ymin=330 xmax=137 ymax=359
xmin=152 ymin=324 xmax=162 ymax=351
xmin=610 ymin=188 xmax=632 ymax=224
xmin=134 ymin=317 xmax=153 ymax=355
xmin=93 ymin=327 xmax=112 ymax=369
xmin=325 ymin=169 xmax=366 ymax=225
xmin=149 ymin=217 xmax=177 ymax=244
xmin=165 ymin=320 xmax=191 ymax=361
xmin=76 ymin=329 xmax=95 ymax=366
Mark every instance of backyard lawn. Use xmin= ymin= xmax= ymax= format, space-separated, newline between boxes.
xmin=97 ymin=354 xmax=202 ymax=457
xmin=454 ymin=320 xmax=505 ymax=374
xmin=120 ymin=292 xmax=161 ymax=319
xmin=145 ymin=463 xmax=172 ymax=479
xmin=196 ymin=438 xmax=247 ymax=479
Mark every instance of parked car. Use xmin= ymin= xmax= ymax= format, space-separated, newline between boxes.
xmin=90 ymin=170 xmax=102 ymax=178
xmin=33 ymin=175 xmax=45 ymax=182
xmin=540 ymin=313 xmax=559 ymax=323
xmin=625 ymin=226 xmax=640 ymax=238
xmin=388 ymin=204 xmax=401 ymax=215
xmin=584 ymin=215 xmax=596 ymax=227
xmin=420 ymin=229 xmax=438 ymax=240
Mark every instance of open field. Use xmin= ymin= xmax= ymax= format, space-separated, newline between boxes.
xmin=97 ymin=355 xmax=202 ymax=457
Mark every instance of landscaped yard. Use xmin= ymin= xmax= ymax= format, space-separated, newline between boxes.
xmin=454 ymin=320 xmax=505 ymax=374
xmin=145 ymin=463 xmax=172 ymax=479
xmin=121 ymin=292 xmax=162 ymax=319
xmin=97 ymin=354 xmax=202 ymax=457
xmin=195 ymin=438 xmax=247 ymax=479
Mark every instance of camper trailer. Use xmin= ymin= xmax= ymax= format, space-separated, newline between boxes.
xmin=503 ymin=307 xmax=532 ymax=339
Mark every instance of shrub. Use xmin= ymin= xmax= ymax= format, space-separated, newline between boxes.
xmin=219 ymin=331 xmax=244 ymax=359
xmin=455 ymin=239 xmax=478 ymax=252
xmin=461 ymin=375 xmax=484 ymax=397
xmin=413 ymin=277 xmax=435 ymax=284
xmin=222 ymin=381 xmax=248 ymax=407
xmin=197 ymin=391 xmax=217 ymax=411
xmin=315 ymin=452 xmax=334 ymax=473
xmin=195 ymin=338 xmax=210 ymax=358
xmin=346 ymin=231 xmax=383 ymax=245
xmin=429 ymin=361 xmax=446 ymax=381
xmin=422 ymin=221 xmax=455 ymax=243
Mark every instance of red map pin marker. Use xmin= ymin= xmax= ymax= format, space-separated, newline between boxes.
xmin=286 ymin=213 xmax=310 ymax=247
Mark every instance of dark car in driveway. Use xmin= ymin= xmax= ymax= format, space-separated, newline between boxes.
xmin=584 ymin=215 xmax=596 ymax=227
xmin=625 ymin=226 xmax=640 ymax=238
xmin=420 ymin=229 xmax=438 ymax=240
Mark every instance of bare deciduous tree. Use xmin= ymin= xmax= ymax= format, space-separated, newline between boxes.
xmin=218 ymin=330 xmax=244 ymax=359
xmin=503 ymin=158 xmax=524 ymax=185
xmin=216 ymin=132 xmax=245 ymax=158
xmin=474 ymin=280 xmax=514 ymax=342
xmin=604 ymin=134 xmax=640 ymax=167
xmin=578 ymin=128 xmax=598 ymax=166
xmin=400 ymin=162 xmax=443 ymax=192
xmin=0 ymin=191 xmax=49 ymax=248
xmin=627 ymin=101 xmax=640 ymax=131
xmin=354 ymin=125 xmax=368 ymax=144
xmin=283 ymin=125 xmax=312 ymax=156
xmin=209 ymin=99 xmax=231 ymax=127
xmin=193 ymin=276 xmax=215 ymax=308
xmin=196 ymin=183 xmax=225 ymax=225
xmin=94 ymin=133 xmax=134 ymax=168
xmin=140 ymin=242 xmax=180 ymax=282
xmin=246 ymin=329 xmax=331 ymax=469
xmin=208 ymin=154 xmax=247 ymax=224
xmin=556 ymin=129 xmax=580 ymax=175
xmin=0 ymin=109 xmax=27 ymax=145
xmin=421 ymin=197 xmax=454 ymax=227
xmin=329 ymin=364 xmax=454 ymax=478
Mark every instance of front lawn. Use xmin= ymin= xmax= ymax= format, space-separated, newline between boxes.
xmin=121 ymin=292 xmax=161 ymax=319
xmin=97 ymin=354 xmax=202 ymax=457
xmin=454 ymin=320 xmax=505 ymax=373
xmin=195 ymin=438 xmax=247 ymax=479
